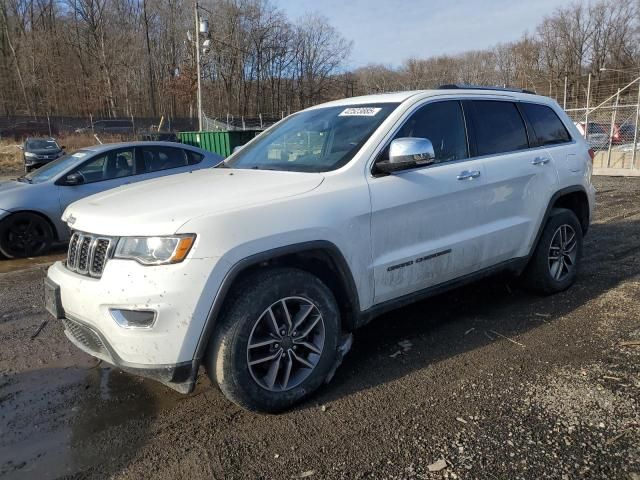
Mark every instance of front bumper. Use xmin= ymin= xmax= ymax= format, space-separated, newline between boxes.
xmin=46 ymin=255 xmax=223 ymax=392
xmin=25 ymin=157 xmax=56 ymax=168
xmin=62 ymin=313 xmax=197 ymax=392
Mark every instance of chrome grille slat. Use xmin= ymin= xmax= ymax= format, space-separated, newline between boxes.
xmin=66 ymin=231 xmax=114 ymax=278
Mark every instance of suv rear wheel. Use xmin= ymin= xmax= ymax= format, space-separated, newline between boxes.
xmin=522 ymin=208 xmax=583 ymax=294
xmin=206 ymin=268 xmax=340 ymax=412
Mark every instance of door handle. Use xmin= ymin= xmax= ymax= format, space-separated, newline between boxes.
xmin=531 ymin=156 xmax=550 ymax=165
xmin=457 ymin=170 xmax=481 ymax=180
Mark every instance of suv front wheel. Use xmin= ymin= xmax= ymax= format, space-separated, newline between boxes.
xmin=522 ymin=208 xmax=583 ymax=294
xmin=206 ymin=268 xmax=340 ymax=412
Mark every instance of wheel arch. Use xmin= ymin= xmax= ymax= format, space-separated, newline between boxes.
xmin=193 ymin=240 xmax=361 ymax=364
xmin=527 ymin=185 xmax=590 ymax=264
xmin=550 ymin=188 xmax=590 ymax=235
xmin=1 ymin=209 xmax=60 ymax=241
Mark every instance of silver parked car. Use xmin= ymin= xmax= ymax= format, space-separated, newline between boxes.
xmin=0 ymin=141 xmax=222 ymax=258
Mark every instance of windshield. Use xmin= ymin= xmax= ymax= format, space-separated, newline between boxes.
xmin=23 ymin=150 xmax=91 ymax=184
xmin=26 ymin=139 xmax=59 ymax=150
xmin=226 ymin=103 xmax=399 ymax=172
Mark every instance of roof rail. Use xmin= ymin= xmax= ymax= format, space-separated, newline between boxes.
xmin=438 ymin=84 xmax=536 ymax=95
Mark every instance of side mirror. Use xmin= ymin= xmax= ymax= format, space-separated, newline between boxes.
xmin=60 ymin=145 xmax=66 ymax=150
xmin=232 ymin=144 xmax=244 ymax=154
xmin=18 ymin=145 xmax=24 ymax=150
xmin=376 ymin=137 xmax=436 ymax=174
xmin=65 ymin=172 xmax=84 ymax=185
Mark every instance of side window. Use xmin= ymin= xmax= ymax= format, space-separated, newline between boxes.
xmin=185 ymin=149 xmax=204 ymax=165
xmin=141 ymin=146 xmax=189 ymax=172
xmin=472 ymin=101 xmax=529 ymax=156
xmin=392 ymin=100 xmax=468 ymax=164
xmin=521 ymin=103 xmax=571 ymax=146
xmin=73 ymin=148 xmax=135 ymax=183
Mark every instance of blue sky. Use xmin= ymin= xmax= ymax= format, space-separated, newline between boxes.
xmin=276 ymin=0 xmax=574 ymax=68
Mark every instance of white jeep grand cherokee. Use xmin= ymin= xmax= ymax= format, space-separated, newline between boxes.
xmin=45 ymin=86 xmax=596 ymax=412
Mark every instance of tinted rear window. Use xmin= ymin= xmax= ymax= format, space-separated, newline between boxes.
xmin=521 ymin=103 xmax=571 ymax=146
xmin=472 ymin=101 xmax=529 ymax=156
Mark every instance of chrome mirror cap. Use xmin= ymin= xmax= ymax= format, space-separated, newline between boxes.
xmin=389 ymin=137 xmax=436 ymax=165
xmin=376 ymin=137 xmax=436 ymax=174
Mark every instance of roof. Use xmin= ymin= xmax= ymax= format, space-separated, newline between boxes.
xmin=79 ymin=141 xmax=202 ymax=153
xmin=309 ymin=88 xmax=548 ymax=110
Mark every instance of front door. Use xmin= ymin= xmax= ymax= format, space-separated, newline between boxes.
xmin=368 ymin=100 xmax=490 ymax=304
xmin=58 ymin=147 xmax=138 ymax=214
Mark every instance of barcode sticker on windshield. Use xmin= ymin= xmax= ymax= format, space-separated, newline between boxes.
xmin=339 ymin=107 xmax=382 ymax=117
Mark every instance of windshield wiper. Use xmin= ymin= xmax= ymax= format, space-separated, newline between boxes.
xmin=216 ymin=160 xmax=230 ymax=168
xmin=16 ymin=176 xmax=32 ymax=183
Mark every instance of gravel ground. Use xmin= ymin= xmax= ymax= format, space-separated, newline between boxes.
xmin=0 ymin=176 xmax=639 ymax=480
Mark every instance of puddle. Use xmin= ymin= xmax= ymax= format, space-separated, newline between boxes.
xmin=0 ymin=365 xmax=183 ymax=479
xmin=0 ymin=250 xmax=66 ymax=274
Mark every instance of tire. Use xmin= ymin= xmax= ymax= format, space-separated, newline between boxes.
xmin=521 ymin=208 xmax=583 ymax=294
xmin=206 ymin=268 xmax=340 ymax=412
xmin=0 ymin=212 xmax=54 ymax=259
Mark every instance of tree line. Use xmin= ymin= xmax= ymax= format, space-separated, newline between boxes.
xmin=0 ymin=0 xmax=352 ymax=120
xmin=1 ymin=0 xmax=639 ymax=122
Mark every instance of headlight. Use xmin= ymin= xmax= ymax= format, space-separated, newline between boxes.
xmin=114 ymin=235 xmax=196 ymax=265
xmin=24 ymin=152 xmax=36 ymax=158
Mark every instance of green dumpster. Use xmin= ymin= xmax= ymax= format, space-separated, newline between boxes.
xmin=178 ymin=130 xmax=259 ymax=157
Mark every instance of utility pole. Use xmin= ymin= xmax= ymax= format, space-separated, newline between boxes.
xmin=195 ymin=1 xmax=203 ymax=131
xmin=563 ymin=75 xmax=567 ymax=110
xmin=633 ymin=81 xmax=640 ymax=169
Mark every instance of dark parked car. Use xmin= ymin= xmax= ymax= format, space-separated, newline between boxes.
xmin=0 ymin=121 xmax=58 ymax=140
xmin=22 ymin=137 xmax=65 ymax=172
xmin=75 ymin=119 xmax=134 ymax=135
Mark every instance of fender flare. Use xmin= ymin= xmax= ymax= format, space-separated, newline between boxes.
xmin=191 ymin=240 xmax=361 ymax=364
xmin=526 ymin=185 xmax=590 ymax=263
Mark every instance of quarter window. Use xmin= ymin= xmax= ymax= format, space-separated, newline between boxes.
xmin=185 ymin=150 xmax=204 ymax=165
xmin=472 ymin=101 xmax=529 ymax=156
xmin=521 ymin=103 xmax=571 ymax=146
xmin=392 ymin=100 xmax=468 ymax=163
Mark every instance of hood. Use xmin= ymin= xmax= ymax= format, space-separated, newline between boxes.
xmin=0 ymin=179 xmax=28 ymax=196
xmin=64 ymin=168 xmax=324 ymax=236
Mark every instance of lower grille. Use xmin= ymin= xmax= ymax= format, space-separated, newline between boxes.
xmin=66 ymin=232 xmax=114 ymax=278
xmin=62 ymin=318 xmax=108 ymax=357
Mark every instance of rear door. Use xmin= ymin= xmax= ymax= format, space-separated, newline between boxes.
xmin=466 ymin=100 xmax=559 ymax=265
xmin=136 ymin=145 xmax=202 ymax=180
xmin=368 ymin=100 xmax=491 ymax=304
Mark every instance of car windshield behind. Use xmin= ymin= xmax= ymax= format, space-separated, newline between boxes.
xmin=23 ymin=150 xmax=91 ymax=184
xmin=26 ymin=139 xmax=58 ymax=150
xmin=226 ymin=103 xmax=399 ymax=172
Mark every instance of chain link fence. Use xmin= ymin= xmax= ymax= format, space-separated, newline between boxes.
xmin=202 ymin=112 xmax=283 ymax=132
xmin=563 ymin=77 xmax=640 ymax=173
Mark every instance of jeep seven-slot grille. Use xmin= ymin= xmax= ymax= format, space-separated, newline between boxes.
xmin=66 ymin=232 xmax=114 ymax=278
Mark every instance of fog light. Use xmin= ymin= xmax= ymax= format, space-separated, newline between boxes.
xmin=110 ymin=309 xmax=156 ymax=328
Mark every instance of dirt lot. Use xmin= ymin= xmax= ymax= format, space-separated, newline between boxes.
xmin=0 ymin=176 xmax=639 ymax=480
